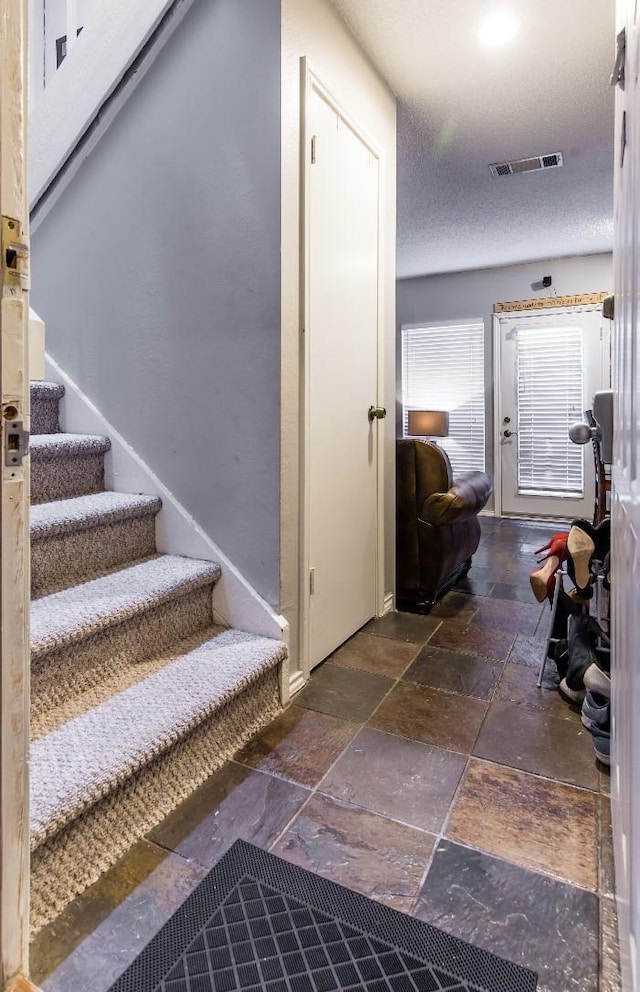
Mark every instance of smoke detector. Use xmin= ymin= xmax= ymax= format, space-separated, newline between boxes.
xmin=489 ymin=152 xmax=563 ymax=177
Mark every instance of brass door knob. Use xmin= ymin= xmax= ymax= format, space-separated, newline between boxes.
xmin=368 ymin=405 xmax=387 ymax=421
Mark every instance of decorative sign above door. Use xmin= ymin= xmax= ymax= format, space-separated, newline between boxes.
xmin=493 ymin=292 xmax=609 ymax=313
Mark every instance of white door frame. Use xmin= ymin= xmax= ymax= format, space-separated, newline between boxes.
xmin=493 ymin=303 xmax=608 ymax=518
xmin=299 ymin=60 xmax=386 ymax=680
xmin=0 ymin=0 xmax=32 ymax=987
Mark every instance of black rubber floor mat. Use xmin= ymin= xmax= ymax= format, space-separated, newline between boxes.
xmin=107 ymin=840 xmax=537 ymax=992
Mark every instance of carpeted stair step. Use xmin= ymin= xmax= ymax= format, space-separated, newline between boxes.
xmin=31 ymin=555 xmax=221 ymax=733
xmin=31 ymin=491 xmax=162 ymax=597
xmin=31 ymin=381 xmax=64 ymax=435
xmin=31 ymin=433 xmax=111 ymax=503
xmin=30 ymin=626 xmax=287 ymax=928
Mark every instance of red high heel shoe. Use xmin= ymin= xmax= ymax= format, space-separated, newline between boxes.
xmin=535 ymin=532 xmax=569 ymax=557
xmin=530 ymin=533 xmax=568 ymax=603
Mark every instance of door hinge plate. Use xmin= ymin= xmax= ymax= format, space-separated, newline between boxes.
xmin=611 ymin=27 xmax=626 ymax=88
xmin=1 ymin=216 xmax=30 ymax=291
xmin=311 ymin=135 xmax=317 ymax=164
xmin=309 ymin=567 xmax=315 ymax=595
xmin=4 ymin=417 xmax=29 ymax=467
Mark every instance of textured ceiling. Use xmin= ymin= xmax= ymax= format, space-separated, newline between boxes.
xmin=330 ymin=0 xmax=616 ymax=278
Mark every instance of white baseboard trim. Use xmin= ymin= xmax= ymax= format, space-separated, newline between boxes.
xmin=29 ymin=308 xmax=46 ymax=381
xmin=288 ymin=669 xmax=307 ymax=697
xmin=45 ymin=355 xmax=289 ymax=644
xmin=382 ymin=591 xmax=394 ymax=616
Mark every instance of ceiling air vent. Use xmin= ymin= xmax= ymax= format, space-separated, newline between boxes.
xmin=489 ymin=151 xmax=563 ymax=177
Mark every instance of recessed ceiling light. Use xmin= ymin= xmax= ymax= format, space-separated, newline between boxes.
xmin=478 ymin=10 xmax=519 ymax=46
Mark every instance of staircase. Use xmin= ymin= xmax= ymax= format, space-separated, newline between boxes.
xmin=29 ymin=381 xmax=288 ymax=931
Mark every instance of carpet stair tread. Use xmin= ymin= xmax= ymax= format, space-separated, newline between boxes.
xmin=30 ymin=381 xmax=65 ymax=399
xmin=31 ymin=491 xmax=162 ymax=541
xmin=31 ymin=554 xmax=221 ymax=658
xmin=30 ymin=381 xmax=65 ymax=435
xmin=31 ymin=624 xmax=226 ymax=739
xmin=30 ymin=433 xmax=111 ymax=460
xmin=30 ymin=627 xmax=287 ymax=846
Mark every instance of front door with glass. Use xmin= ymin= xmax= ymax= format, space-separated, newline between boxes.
xmin=497 ymin=306 xmax=609 ymax=519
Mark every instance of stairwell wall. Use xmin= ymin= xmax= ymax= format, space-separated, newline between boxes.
xmin=30 ymin=0 xmax=282 ymax=606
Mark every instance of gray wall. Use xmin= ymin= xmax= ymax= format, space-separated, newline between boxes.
xmin=31 ymin=0 xmax=282 ymax=605
xmin=397 ymin=252 xmax=613 ymax=502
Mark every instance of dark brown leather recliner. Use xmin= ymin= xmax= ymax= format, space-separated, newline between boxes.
xmin=396 ymin=439 xmax=492 ymax=610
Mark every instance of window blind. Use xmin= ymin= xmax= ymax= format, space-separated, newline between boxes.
xmin=515 ymin=325 xmax=584 ymax=496
xmin=401 ymin=322 xmax=486 ymax=476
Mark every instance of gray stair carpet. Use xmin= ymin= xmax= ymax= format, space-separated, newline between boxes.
xmin=31 ymin=554 xmax=220 ymax=656
xmin=30 ymin=381 xmax=64 ymax=434
xmin=31 ymin=491 xmax=162 ymax=596
xmin=29 ymin=381 xmax=287 ymax=931
xmin=31 ymin=433 xmax=111 ymax=502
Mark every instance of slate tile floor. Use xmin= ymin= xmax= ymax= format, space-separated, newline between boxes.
xmin=31 ymin=517 xmax=620 ymax=992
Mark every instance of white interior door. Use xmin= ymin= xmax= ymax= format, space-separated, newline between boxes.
xmin=497 ymin=306 xmax=610 ymax=518
xmin=611 ymin=2 xmax=640 ymax=988
xmin=0 ymin=0 xmax=31 ymax=984
xmin=305 ymin=80 xmax=381 ymax=670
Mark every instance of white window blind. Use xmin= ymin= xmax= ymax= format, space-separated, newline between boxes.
xmin=401 ymin=322 xmax=486 ymax=476
xmin=516 ymin=325 xmax=584 ymax=496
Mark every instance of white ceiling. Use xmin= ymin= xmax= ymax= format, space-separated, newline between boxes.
xmin=330 ymin=0 xmax=616 ymax=278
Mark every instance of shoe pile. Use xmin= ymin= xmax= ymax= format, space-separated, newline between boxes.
xmin=529 ymin=518 xmax=611 ymax=604
xmin=565 ymin=518 xmax=611 ymax=600
xmin=582 ymin=686 xmax=611 ymax=766
xmin=531 ymin=517 xmax=612 ymax=766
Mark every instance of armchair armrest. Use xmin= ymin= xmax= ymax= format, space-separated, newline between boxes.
xmin=420 ymin=471 xmax=492 ymax=525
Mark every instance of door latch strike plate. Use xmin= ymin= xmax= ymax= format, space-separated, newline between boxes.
xmin=1 ymin=215 xmax=30 ymax=290
xmin=4 ymin=419 xmax=29 ymax=467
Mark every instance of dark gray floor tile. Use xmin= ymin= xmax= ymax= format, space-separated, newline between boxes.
xmin=362 ymin=612 xmax=442 ymax=643
xmin=235 ymin=706 xmax=358 ymax=787
xmin=600 ymin=896 xmax=622 ymax=991
xmin=148 ymin=761 xmax=309 ymax=868
xmin=495 ymin=661 xmax=579 ymax=721
xmin=490 ymin=582 xmax=538 ymax=604
xmin=31 ymin=841 xmax=206 ymax=992
xmin=453 ymin=573 xmax=496 ymax=598
xmin=295 ymin=661 xmax=393 ymax=721
xmin=429 ymin=591 xmax=478 ymax=622
xmin=508 ymin=633 xmax=549 ymax=669
xmin=328 ymin=630 xmax=420 ymax=677
xmin=319 ymin=727 xmax=466 ymax=833
xmin=272 ymin=793 xmax=434 ymax=913
xmin=370 ymin=681 xmax=488 ymax=754
xmin=470 ymin=596 xmax=543 ymax=636
xmin=414 ymin=840 xmax=599 ymax=992
xmin=429 ymin=621 xmax=515 ymax=661
xmin=404 ymin=644 xmax=502 ymax=699
xmin=474 ymin=699 xmax=600 ymax=790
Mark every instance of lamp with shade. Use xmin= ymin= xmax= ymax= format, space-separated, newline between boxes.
xmin=407 ymin=410 xmax=450 ymax=444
